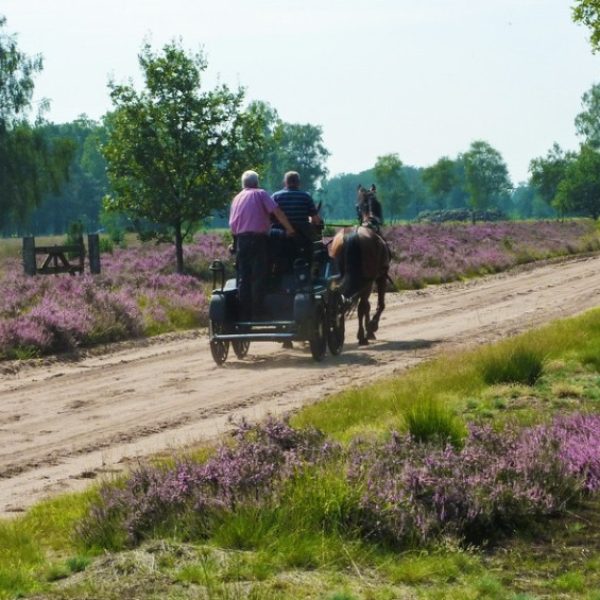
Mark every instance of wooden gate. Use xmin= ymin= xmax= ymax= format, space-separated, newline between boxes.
xmin=22 ymin=235 xmax=101 ymax=276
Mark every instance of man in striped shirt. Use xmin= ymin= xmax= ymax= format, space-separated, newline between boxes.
xmin=272 ymin=171 xmax=322 ymax=266
xmin=272 ymin=171 xmax=322 ymax=231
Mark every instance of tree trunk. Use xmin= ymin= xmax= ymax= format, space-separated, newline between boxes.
xmin=174 ymin=222 xmax=184 ymax=274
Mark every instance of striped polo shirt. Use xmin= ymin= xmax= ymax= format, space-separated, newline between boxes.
xmin=272 ymin=188 xmax=317 ymax=228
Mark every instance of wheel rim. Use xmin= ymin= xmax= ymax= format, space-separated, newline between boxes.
xmin=327 ymin=294 xmax=345 ymax=355
xmin=210 ymin=321 xmax=229 ymax=365
xmin=210 ymin=339 xmax=229 ymax=365
xmin=232 ymin=339 xmax=250 ymax=359
xmin=310 ymin=304 xmax=327 ymax=361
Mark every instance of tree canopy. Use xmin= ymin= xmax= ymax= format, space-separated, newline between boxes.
xmin=373 ymin=153 xmax=411 ymax=222
xmin=0 ymin=15 xmax=73 ymax=231
xmin=555 ymin=144 xmax=600 ymax=219
xmin=575 ymin=82 xmax=600 ymax=148
xmin=249 ymin=101 xmax=329 ymax=194
xmin=103 ymin=41 xmax=266 ymax=273
xmin=529 ymin=143 xmax=576 ymax=210
xmin=462 ymin=141 xmax=512 ymax=213
xmin=573 ymin=0 xmax=600 ymax=52
xmin=422 ymin=156 xmax=457 ymax=210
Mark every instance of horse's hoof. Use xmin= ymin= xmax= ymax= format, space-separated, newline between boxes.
xmin=367 ymin=332 xmax=376 ymax=340
xmin=358 ymin=338 xmax=369 ymax=346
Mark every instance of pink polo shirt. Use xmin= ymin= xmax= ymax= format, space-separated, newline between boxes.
xmin=229 ymin=187 xmax=278 ymax=235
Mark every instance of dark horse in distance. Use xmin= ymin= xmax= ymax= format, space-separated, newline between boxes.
xmin=330 ymin=223 xmax=390 ymax=345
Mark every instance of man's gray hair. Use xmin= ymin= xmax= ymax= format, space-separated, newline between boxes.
xmin=284 ymin=171 xmax=300 ymax=188
xmin=242 ymin=170 xmax=259 ymax=188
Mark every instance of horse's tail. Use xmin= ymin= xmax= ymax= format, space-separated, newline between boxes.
xmin=340 ymin=231 xmax=364 ymax=299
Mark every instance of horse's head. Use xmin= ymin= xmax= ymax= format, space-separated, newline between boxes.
xmin=357 ymin=184 xmax=378 ymax=206
xmin=356 ymin=184 xmax=381 ymax=228
xmin=356 ymin=184 xmax=369 ymax=204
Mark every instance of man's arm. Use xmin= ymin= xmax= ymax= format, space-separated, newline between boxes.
xmin=306 ymin=193 xmax=323 ymax=225
xmin=272 ymin=206 xmax=296 ymax=236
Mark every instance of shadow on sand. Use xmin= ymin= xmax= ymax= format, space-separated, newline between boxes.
xmin=219 ymin=337 xmax=440 ymax=371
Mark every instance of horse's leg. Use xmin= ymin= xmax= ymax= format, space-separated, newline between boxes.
xmin=367 ymin=275 xmax=387 ymax=339
xmin=357 ymin=289 xmax=370 ymax=345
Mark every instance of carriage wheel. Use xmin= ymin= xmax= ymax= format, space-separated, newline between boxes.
xmin=327 ymin=292 xmax=345 ymax=356
xmin=209 ymin=321 xmax=229 ymax=366
xmin=309 ymin=303 xmax=327 ymax=362
xmin=232 ymin=339 xmax=250 ymax=359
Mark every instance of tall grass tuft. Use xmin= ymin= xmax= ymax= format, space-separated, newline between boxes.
xmin=402 ymin=398 xmax=466 ymax=447
xmin=477 ymin=343 xmax=546 ymax=386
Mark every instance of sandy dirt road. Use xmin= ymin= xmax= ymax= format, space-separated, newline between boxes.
xmin=2 ymin=255 xmax=600 ymax=516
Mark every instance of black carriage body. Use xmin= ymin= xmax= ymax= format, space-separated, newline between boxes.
xmin=208 ymin=240 xmax=344 ymax=363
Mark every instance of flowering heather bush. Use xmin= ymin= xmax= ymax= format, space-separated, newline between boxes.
xmin=79 ymin=418 xmax=335 ymax=546
xmin=385 ymin=220 xmax=599 ymax=288
xmin=350 ymin=413 xmax=600 ymax=545
xmin=0 ymin=233 xmax=230 ymax=358
xmin=80 ymin=413 xmax=600 ymax=551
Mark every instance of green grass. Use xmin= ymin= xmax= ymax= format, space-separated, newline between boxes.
xmin=0 ymin=489 xmax=98 ymax=598
xmin=293 ymin=307 xmax=600 ymax=438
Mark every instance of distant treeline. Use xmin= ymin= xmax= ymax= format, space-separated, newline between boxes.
xmin=2 ymin=117 xmax=558 ymax=239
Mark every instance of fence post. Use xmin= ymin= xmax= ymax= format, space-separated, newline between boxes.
xmin=23 ymin=236 xmax=37 ymax=276
xmin=87 ymin=233 xmax=101 ymax=274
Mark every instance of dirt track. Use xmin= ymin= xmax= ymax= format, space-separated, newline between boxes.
xmin=2 ymin=255 xmax=600 ymax=516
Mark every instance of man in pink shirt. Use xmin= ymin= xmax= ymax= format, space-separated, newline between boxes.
xmin=229 ymin=170 xmax=295 ymax=320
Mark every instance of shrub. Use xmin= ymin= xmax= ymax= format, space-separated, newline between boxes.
xmin=349 ymin=414 xmax=600 ymax=546
xmin=79 ymin=418 xmax=335 ymax=547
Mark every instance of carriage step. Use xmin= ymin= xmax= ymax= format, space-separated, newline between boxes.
xmin=235 ymin=320 xmax=295 ymax=327
xmin=213 ymin=333 xmax=295 ymax=342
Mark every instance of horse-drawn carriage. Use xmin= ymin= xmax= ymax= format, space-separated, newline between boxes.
xmin=208 ymin=237 xmax=346 ymax=365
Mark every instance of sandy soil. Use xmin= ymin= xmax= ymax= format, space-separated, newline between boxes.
xmin=2 ymin=255 xmax=600 ymax=516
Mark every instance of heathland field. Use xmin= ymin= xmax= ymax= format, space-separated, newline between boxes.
xmin=1 ymin=219 xmax=599 ymax=360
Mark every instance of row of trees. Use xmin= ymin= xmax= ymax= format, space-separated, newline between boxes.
xmin=323 ymin=142 xmax=528 ymax=223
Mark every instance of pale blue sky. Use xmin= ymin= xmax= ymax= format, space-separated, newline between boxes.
xmin=3 ymin=0 xmax=600 ymax=183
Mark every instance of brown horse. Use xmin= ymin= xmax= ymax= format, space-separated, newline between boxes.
xmin=330 ymin=225 xmax=390 ymax=345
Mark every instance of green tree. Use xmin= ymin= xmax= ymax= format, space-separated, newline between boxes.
xmin=102 ymin=41 xmax=265 ymax=273
xmin=422 ymin=156 xmax=456 ymax=210
xmin=573 ymin=0 xmax=600 ymax=52
xmin=373 ymin=153 xmax=411 ymax=222
xmin=555 ymin=144 xmax=600 ymax=219
xmin=251 ymin=101 xmax=329 ymax=194
xmin=462 ymin=140 xmax=512 ymax=214
xmin=24 ymin=117 xmax=109 ymax=235
xmin=320 ymin=168 xmax=375 ymax=221
xmin=575 ymin=83 xmax=600 ymax=148
xmin=0 ymin=15 xmax=73 ymax=232
xmin=529 ymin=143 xmax=576 ymax=212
